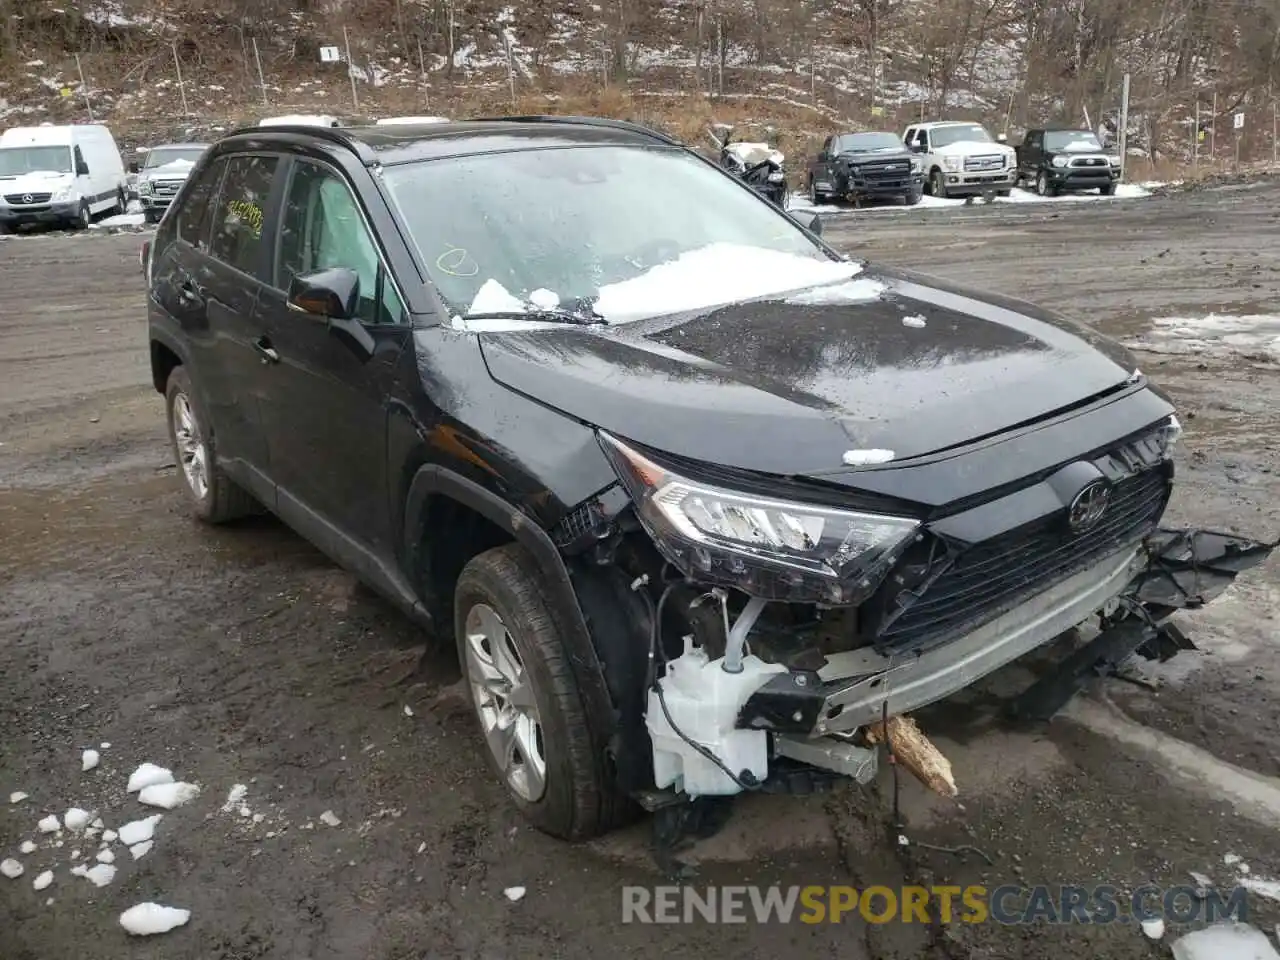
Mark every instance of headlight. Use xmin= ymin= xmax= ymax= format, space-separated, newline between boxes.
xmin=1051 ymin=156 xmax=1069 ymax=168
xmin=600 ymin=433 xmax=920 ymax=604
xmin=139 ymin=180 xmax=153 ymax=195
xmin=942 ymin=157 xmax=960 ymax=172
xmin=767 ymin=171 xmax=785 ymax=183
xmin=910 ymin=158 xmax=923 ymax=173
xmin=1155 ymin=414 xmax=1182 ymax=459
xmin=51 ymin=186 xmax=74 ymax=201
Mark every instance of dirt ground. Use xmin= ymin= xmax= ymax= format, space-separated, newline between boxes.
xmin=3 ymin=180 xmax=1280 ymax=960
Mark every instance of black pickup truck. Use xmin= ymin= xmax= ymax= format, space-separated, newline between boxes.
xmin=807 ymin=131 xmax=924 ymax=206
xmin=1014 ymin=128 xmax=1121 ymax=197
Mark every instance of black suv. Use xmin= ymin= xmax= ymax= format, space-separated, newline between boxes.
xmin=143 ymin=117 xmax=1271 ymax=840
xmin=1014 ymin=127 xmax=1121 ymax=196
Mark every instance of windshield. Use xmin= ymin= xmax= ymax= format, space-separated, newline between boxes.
xmin=837 ymin=133 xmax=903 ymax=153
xmin=931 ymin=124 xmax=993 ymax=147
xmin=143 ymin=147 xmax=206 ymax=169
xmin=1044 ymin=130 xmax=1104 ymax=151
xmin=383 ymin=145 xmax=848 ymax=324
xmin=0 ymin=146 xmax=72 ymax=177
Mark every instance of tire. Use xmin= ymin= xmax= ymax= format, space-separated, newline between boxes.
xmin=996 ymin=188 xmax=1012 ymax=197
xmin=164 ymin=366 xmax=257 ymax=523
xmin=1100 ymin=182 xmax=1117 ymax=196
xmin=72 ymin=202 xmax=91 ymax=230
xmin=904 ymin=188 xmax=923 ymax=206
xmin=143 ymin=208 xmax=160 ymax=225
xmin=455 ymin=543 xmax=625 ymax=841
xmin=807 ymin=177 xmax=824 ymax=205
xmin=930 ymin=168 xmax=948 ymax=198
xmin=1035 ymin=171 xmax=1058 ymax=198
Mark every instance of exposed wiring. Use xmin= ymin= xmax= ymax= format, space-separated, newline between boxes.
xmin=630 ymin=575 xmax=761 ymax=794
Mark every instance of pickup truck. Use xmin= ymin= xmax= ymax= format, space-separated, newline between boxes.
xmin=902 ymin=121 xmax=1017 ymax=199
xmin=806 ymin=131 xmax=924 ymax=206
xmin=1014 ymin=128 xmax=1121 ymax=196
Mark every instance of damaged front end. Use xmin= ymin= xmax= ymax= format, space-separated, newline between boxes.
xmin=553 ymin=424 xmax=1276 ymax=807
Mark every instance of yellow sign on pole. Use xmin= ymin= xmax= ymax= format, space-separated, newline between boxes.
xmin=60 ymin=87 xmax=72 ymax=97
xmin=870 ymin=106 xmax=885 ymax=117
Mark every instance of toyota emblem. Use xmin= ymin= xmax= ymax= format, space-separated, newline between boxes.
xmin=22 ymin=194 xmax=33 ymax=204
xmin=1067 ymin=479 xmax=1111 ymax=534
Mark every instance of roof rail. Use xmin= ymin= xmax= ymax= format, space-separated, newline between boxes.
xmin=219 ymin=123 xmax=378 ymax=165
xmin=462 ymin=114 xmax=678 ymax=146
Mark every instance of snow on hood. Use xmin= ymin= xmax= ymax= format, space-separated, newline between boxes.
xmin=595 ymin=243 xmax=860 ymax=324
xmin=934 ymin=140 xmax=1013 ymax=155
xmin=376 ymin=116 xmax=451 ymax=125
xmin=145 ymin=159 xmax=195 ymax=176
xmin=725 ymin=142 xmax=785 ymax=166
xmin=1062 ymin=140 xmax=1107 ymax=153
xmin=258 ymin=114 xmax=338 ymax=127
xmin=0 ymin=170 xmax=70 ymax=184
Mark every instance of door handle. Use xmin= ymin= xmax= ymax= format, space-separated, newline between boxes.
xmin=176 ymin=278 xmax=204 ymax=307
xmin=252 ymin=336 xmax=280 ymax=364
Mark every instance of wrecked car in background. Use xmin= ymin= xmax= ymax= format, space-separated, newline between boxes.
xmin=709 ymin=122 xmax=788 ymax=208
xmin=143 ymin=116 xmax=1275 ymax=843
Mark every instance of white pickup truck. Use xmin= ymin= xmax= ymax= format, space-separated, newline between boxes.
xmin=902 ymin=121 xmax=1017 ymax=199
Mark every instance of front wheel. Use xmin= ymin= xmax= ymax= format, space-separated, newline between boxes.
xmin=72 ymin=203 xmax=91 ymax=230
xmin=930 ymin=169 xmax=948 ymax=198
xmin=807 ymin=177 xmax=824 ymax=205
xmin=1100 ymin=182 xmax=1117 ymax=196
xmin=455 ymin=543 xmax=627 ymax=840
xmin=143 ymin=208 xmax=161 ymax=225
xmin=1036 ymin=171 xmax=1058 ymax=198
xmin=904 ymin=188 xmax=923 ymax=206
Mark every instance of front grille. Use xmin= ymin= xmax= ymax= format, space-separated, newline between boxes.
xmin=963 ymin=154 xmax=1005 ymax=172
xmin=1069 ymin=156 xmax=1109 ymax=168
xmin=874 ymin=465 xmax=1170 ymax=654
xmin=151 ymin=180 xmax=184 ymax=196
xmin=5 ymin=192 xmax=52 ymax=205
xmin=859 ymin=160 xmax=912 ymax=183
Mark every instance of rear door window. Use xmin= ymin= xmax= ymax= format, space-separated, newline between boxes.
xmin=208 ymin=155 xmax=279 ymax=276
xmin=174 ymin=157 xmax=228 ymax=250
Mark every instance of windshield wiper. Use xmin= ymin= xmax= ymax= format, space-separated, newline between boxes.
xmin=461 ymin=309 xmax=602 ymax=327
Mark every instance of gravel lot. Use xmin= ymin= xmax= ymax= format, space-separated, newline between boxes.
xmin=3 ymin=180 xmax=1280 ymax=959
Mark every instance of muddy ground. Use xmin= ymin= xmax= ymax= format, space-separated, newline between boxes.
xmin=3 ymin=181 xmax=1280 ymax=960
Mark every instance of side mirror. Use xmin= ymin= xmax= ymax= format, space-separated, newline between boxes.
xmin=996 ymin=133 xmax=1008 ymax=143
xmin=128 ymin=160 xmax=139 ymax=174
xmin=287 ymin=267 xmax=375 ymax=358
xmin=76 ymin=160 xmax=90 ymax=176
xmin=791 ymin=210 xmax=822 ymax=236
xmin=288 ymin=267 xmax=360 ymax=320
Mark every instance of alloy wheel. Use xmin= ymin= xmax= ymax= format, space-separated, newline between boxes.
xmin=171 ymin=392 xmax=209 ymax=500
xmin=463 ymin=602 xmax=547 ymax=802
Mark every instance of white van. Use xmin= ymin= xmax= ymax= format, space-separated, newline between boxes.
xmin=0 ymin=124 xmax=128 ymax=231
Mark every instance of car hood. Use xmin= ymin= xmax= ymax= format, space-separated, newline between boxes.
xmin=476 ymin=266 xmax=1138 ymax=478
xmin=934 ymin=140 xmax=1014 ymax=157
xmin=839 ymin=148 xmax=913 ymax=162
xmin=0 ymin=171 xmax=72 ymax=190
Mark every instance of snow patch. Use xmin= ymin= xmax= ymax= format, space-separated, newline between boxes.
xmin=102 ymin=829 xmax=117 ymax=844
xmin=64 ymin=808 xmax=92 ymax=832
xmin=221 ymin=784 xmax=248 ymax=812
xmin=468 ymin=278 xmax=527 ymax=315
xmin=20 ymin=841 xmax=36 ymax=854
xmin=37 ymin=815 xmax=61 ymax=834
xmin=9 ymin=792 xmax=28 ymax=804
xmin=119 ymin=903 xmax=191 ymax=936
xmin=319 ymin=810 xmax=342 ymax=827
xmin=1125 ymin=313 xmax=1280 ymax=361
xmin=504 ymin=885 xmax=527 ymax=902
xmin=138 ymin=782 xmax=200 ymax=810
xmin=129 ymin=840 xmax=154 ymax=860
xmin=82 ymin=749 xmax=100 ymax=771
xmin=784 ymin=277 xmax=883 ymax=305
xmin=32 ymin=870 xmax=53 ymax=891
xmin=1170 ymin=921 xmax=1280 ymax=960
xmin=1241 ymin=877 xmax=1280 ymax=902
xmin=96 ymin=849 xmax=115 ymax=864
xmin=1141 ymin=917 xmax=1165 ymax=940
xmin=1 ymin=858 xmax=24 ymax=879
xmin=117 ymin=814 xmax=162 ymax=846
xmin=84 ymin=863 xmax=117 ymax=887
xmin=90 ymin=212 xmax=145 ymax=229
xmin=127 ymin=763 xmax=174 ymax=793
xmin=842 ymin=449 xmax=896 ymax=466
xmin=902 ymin=314 xmax=927 ymax=328
xmin=595 ymin=243 xmax=861 ymax=324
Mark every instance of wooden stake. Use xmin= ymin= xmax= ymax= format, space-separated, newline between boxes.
xmin=865 ymin=715 xmax=958 ymax=798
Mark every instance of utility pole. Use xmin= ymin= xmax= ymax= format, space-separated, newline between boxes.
xmin=1117 ymin=73 xmax=1130 ymax=182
